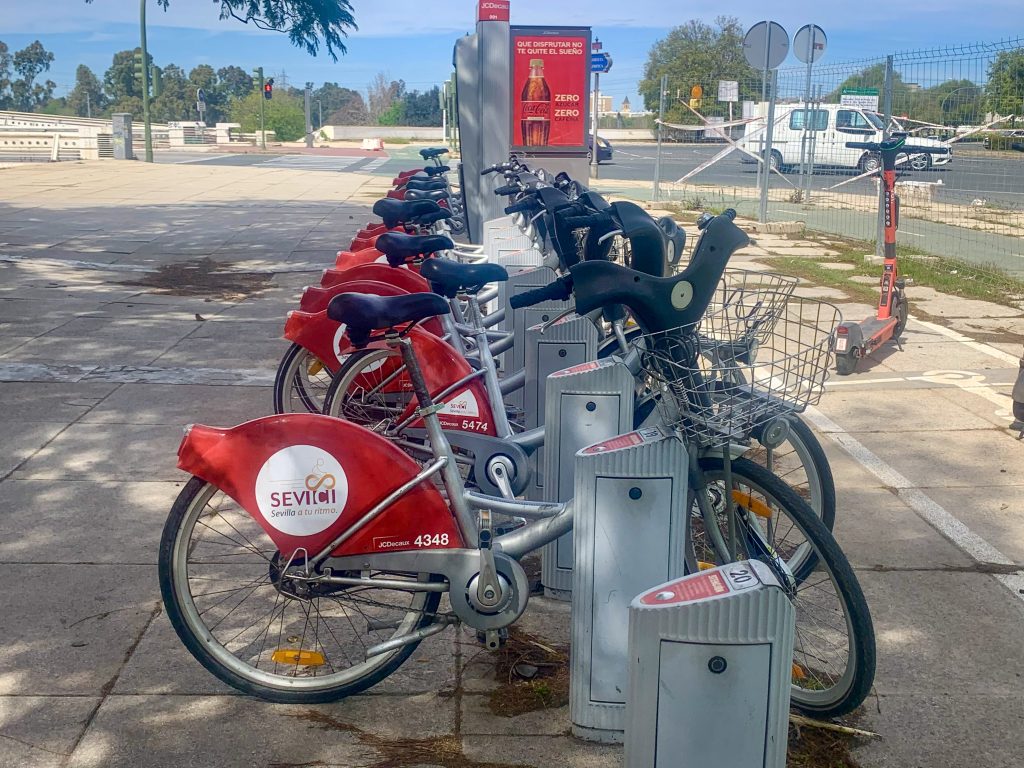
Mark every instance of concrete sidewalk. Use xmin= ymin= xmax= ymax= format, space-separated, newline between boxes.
xmin=1 ymin=161 xmax=1022 ymax=768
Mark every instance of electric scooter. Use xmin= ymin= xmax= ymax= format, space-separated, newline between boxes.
xmin=834 ymin=137 xmax=943 ymax=375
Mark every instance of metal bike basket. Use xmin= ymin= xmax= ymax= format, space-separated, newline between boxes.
xmin=704 ymin=269 xmax=800 ymax=347
xmin=635 ymin=295 xmax=841 ymax=447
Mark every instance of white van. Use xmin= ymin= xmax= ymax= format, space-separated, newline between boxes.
xmin=738 ymin=104 xmax=952 ymax=173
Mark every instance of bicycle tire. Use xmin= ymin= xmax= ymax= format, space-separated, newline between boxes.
xmin=273 ymin=342 xmax=333 ymax=415
xmin=159 ymin=477 xmax=443 ymax=703
xmin=690 ymin=457 xmax=875 ymax=718
xmin=322 ymin=347 xmax=411 ymax=429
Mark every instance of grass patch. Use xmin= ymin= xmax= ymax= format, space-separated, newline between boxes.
xmin=382 ymin=136 xmax=413 ymax=145
xmin=767 ymin=234 xmax=1024 ymax=309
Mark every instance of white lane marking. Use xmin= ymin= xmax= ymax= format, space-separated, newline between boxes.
xmin=826 ymin=377 xmax=908 ymax=387
xmin=912 ymin=317 xmax=1020 ymax=365
xmin=362 ymin=157 xmax=389 ymax=171
xmin=805 ymin=406 xmax=1024 ymax=602
xmin=175 ymin=154 xmax=235 ymax=164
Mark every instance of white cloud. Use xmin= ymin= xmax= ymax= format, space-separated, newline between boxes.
xmin=1 ymin=0 xmax=1018 ymax=38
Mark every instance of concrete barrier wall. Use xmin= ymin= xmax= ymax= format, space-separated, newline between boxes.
xmin=322 ymin=126 xmax=445 ymax=141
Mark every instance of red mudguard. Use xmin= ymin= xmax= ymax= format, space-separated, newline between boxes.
xmin=335 ymin=246 xmax=386 ymax=272
xmin=177 ymin=414 xmax=464 ymax=560
xmin=313 ymin=263 xmax=430 ymax=297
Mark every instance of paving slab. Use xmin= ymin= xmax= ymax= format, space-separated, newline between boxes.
xmin=0 ymin=564 xmax=158 ymax=696
xmin=0 ymin=421 xmax=70 ymax=478
xmin=461 ymin=735 xmax=621 ymax=767
xmin=65 ymin=695 xmax=379 ymax=768
xmin=820 ymin=386 xmax=996 ymax=432
xmin=0 ymin=695 xmax=99 ymax=768
xmin=855 ymin=693 xmax=1024 ymax=768
xmin=0 ymin=479 xmax=177 ymax=563
xmin=79 ymin=383 xmax=271 ymax=426
xmin=13 ymin=423 xmax=187 ymax=482
xmin=462 ymin=695 xmax=568 ymax=737
xmin=859 ymin=570 xmax=1024 ymax=697
xmin=152 ymin=336 xmax=286 ymax=371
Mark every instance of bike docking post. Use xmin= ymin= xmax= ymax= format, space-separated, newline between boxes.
xmin=570 ymin=426 xmax=688 ymax=742
xmin=498 ymin=266 xmax=566 ymax=388
xmin=538 ymin=358 xmax=633 ymax=598
xmin=624 ymin=561 xmax=794 ymax=767
xmin=523 ymin=315 xmax=600 ymax=499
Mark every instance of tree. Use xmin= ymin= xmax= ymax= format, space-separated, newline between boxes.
xmin=217 ymin=65 xmax=253 ymax=100
xmin=0 ymin=42 xmax=12 ymax=110
xmin=986 ymin=49 xmax=1024 ymax=117
xmin=189 ymin=64 xmax=225 ymax=123
xmin=67 ymin=64 xmax=106 ymax=117
xmin=9 ymin=40 xmax=57 ymax=111
xmin=638 ymin=16 xmax=757 ymax=123
xmin=86 ymin=0 xmax=357 ymax=60
xmin=151 ymin=63 xmax=191 ymax=123
xmin=368 ymin=72 xmax=405 ymax=122
xmin=401 ymin=86 xmax=442 ymax=127
xmin=230 ymin=90 xmax=306 ymax=141
xmin=105 ymin=48 xmax=147 ymax=105
xmin=315 ymin=82 xmax=368 ymax=125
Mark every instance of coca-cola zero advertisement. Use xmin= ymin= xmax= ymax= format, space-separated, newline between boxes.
xmin=510 ymin=27 xmax=590 ymax=152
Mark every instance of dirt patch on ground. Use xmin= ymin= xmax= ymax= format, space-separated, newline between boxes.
xmin=121 ymin=257 xmax=274 ymax=300
xmin=788 ymin=721 xmax=865 ymax=768
xmin=291 ymin=710 xmax=521 ymax=768
xmin=487 ymin=628 xmax=570 ymax=717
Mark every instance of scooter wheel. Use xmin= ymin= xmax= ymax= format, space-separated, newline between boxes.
xmin=835 ymin=350 xmax=859 ymax=376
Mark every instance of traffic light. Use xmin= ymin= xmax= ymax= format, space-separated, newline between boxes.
xmin=689 ymin=84 xmax=703 ymax=111
xmin=151 ymin=66 xmax=163 ymax=99
xmin=264 ymin=78 xmax=274 ymax=100
xmin=134 ymin=51 xmax=145 ymax=82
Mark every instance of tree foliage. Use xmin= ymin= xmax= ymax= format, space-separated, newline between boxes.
xmin=315 ymin=81 xmax=368 ymax=125
xmin=367 ymin=72 xmax=404 ymax=122
xmin=67 ymin=64 xmax=106 ymax=117
xmin=638 ymin=16 xmax=757 ymax=123
xmin=86 ymin=0 xmax=357 ymax=60
xmin=402 ymin=86 xmax=442 ymax=127
xmin=217 ymin=65 xmax=254 ymax=100
xmin=2 ymin=40 xmax=57 ymax=112
xmin=230 ymin=89 xmax=306 ymax=140
xmin=105 ymin=48 xmax=147 ymax=105
xmin=985 ymin=49 xmax=1024 ymax=117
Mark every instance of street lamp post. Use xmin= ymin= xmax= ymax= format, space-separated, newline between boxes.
xmin=139 ymin=0 xmax=153 ymax=162
xmin=316 ymin=99 xmax=323 ymax=130
xmin=940 ymin=85 xmax=978 ymax=126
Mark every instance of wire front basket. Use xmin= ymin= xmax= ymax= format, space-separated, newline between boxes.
xmin=636 ymin=295 xmax=841 ymax=447
xmin=703 ymin=269 xmax=800 ymax=347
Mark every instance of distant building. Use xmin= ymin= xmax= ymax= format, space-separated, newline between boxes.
xmin=590 ymin=91 xmax=613 ymax=116
xmin=621 ymin=96 xmax=631 ymax=115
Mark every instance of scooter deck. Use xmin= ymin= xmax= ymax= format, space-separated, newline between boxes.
xmin=859 ymin=317 xmax=897 ymax=346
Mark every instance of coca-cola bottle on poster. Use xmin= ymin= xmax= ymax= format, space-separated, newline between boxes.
xmin=521 ymin=58 xmax=551 ymax=146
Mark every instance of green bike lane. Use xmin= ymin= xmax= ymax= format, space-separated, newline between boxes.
xmin=0 ymin=161 xmax=1022 ymax=767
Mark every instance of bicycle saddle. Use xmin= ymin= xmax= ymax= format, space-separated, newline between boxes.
xmin=403 ymin=178 xmax=447 ymax=191
xmin=420 ymin=258 xmax=508 ymax=298
xmin=373 ymin=198 xmax=440 ymax=228
xmin=327 ymin=292 xmax=450 ymax=347
xmin=404 ymin=189 xmax=450 ymax=202
xmin=375 ymin=232 xmax=453 ymax=267
xmin=423 ymin=165 xmax=450 ymax=176
xmin=420 ymin=147 xmax=449 ymax=159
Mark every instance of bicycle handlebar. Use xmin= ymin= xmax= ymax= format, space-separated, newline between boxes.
xmin=508 ymin=276 xmax=574 ymax=309
xmin=504 ymin=199 xmax=537 ymax=215
xmin=494 ymin=184 xmax=521 ymax=196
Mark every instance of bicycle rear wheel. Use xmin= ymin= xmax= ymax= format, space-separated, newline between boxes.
xmin=273 ymin=343 xmax=333 ymax=415
xmin=322 ymin=348 xmax=412 ymax=430
xmin=159 ymin=478 xmax=443 ymax=703
xmin=689 ymin=457 xmax=875 ymax=719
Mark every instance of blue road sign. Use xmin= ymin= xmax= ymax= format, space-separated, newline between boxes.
xmin=591 ymin=53 xmax=612 ymax=74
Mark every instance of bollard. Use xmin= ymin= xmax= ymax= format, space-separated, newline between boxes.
xmin=111 ymin=113 xmax=133 ymax=160
xmin=570 ymin=427 xmax=688 ymax=742
xmin=625 ymin=561 xmax=795 ymax=768
xmin=539 ymin=359 xmax=634 ymax=598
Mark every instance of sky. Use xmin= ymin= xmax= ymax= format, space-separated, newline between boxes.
xmin=2 ymin=0 xmax=1021 ymax=110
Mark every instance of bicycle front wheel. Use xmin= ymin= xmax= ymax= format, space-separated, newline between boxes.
xmin=158 ymin=477 xmax=443 ymax=703
xmin=689 ymin=457 xmax=875 ymax=719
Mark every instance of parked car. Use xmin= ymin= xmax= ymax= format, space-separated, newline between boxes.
xmin=587 ymin=135 xmax=613 ymax=163
xmin=737 ymin=103 xmax=952 ymax=172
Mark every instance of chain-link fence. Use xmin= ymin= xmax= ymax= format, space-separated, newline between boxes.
xmin=652 ymin=38 xmax=1024 ymax=290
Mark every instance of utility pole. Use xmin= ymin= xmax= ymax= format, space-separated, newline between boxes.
xmin=653 ymin=73 xmax=667 ymax=201
xmin=254 ymin=66 xmax=266 ymax=150
xmin=86 ymin=92 xmax=91 ymax=119
xmin=316 ymin=99 xmax=323 ymax=130
xmin=304 ymin=82 xmax=313 ymax=148
xmin=139 ymin=0 xmax=153 ymax=162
